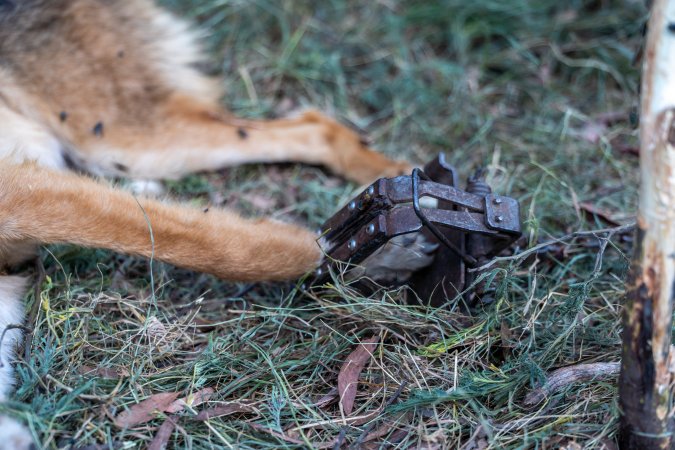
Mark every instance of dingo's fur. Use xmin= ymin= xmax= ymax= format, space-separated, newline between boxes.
xmin=0 ymin=0 xmax=422 ymax=446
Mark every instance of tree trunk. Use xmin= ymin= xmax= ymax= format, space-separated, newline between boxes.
xmin=618 ymin=0 xmax=675 ymax=448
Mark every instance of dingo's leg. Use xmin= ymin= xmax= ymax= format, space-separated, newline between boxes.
xmin=70 ymin=99 xmax=410 ymax=185
xmin=0 ymin=162 xmax=323 ymax=282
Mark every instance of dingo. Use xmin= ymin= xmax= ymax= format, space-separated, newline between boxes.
xmin=0 ymin=1 xmax=430 ymax=446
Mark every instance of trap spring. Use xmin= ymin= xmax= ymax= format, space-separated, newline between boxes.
xmin=315 ymin=153 xmax=522 ymax=307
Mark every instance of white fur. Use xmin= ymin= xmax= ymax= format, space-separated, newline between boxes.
xmin=126 ymin=179 xmax=166 ymax=197
xmin=0 ymin=108 xmax=64 ymax=171
xmin=0 ymin=276 xmax=27 ymax=400
xmin=150 ymin=9 xmax=221 ymax=104
xmin=320 ymin=233 xmax=437 ymax=283
xmin=358 ymin=233 xmax=437 ymax=283
xmin=0 ymin=416 xmax=33 ymax=450
xmin=0 ymin=276 xmax=33 ymax=449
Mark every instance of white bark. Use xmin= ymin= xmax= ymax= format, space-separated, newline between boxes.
xmin=619 ymin=0 xmax=675 ymax=447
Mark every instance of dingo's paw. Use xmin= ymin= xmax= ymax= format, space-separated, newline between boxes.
xmin=358 ymin=233 xmax=437 ymax=283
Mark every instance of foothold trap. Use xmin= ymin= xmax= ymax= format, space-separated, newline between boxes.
xmin=315 ymin=153 xmax=522 ymax=307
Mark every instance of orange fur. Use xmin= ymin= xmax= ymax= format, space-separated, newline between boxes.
xmin=0 ymin=162 xmax=322 ymax=281
xmin=0 ymin=0 xmax=411 ymax=280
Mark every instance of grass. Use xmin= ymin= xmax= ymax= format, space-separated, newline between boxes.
xmin=4 ymin=0 xmax=647 ymax=448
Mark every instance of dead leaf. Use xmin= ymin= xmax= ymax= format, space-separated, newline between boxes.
xmin=499 ymin=321 xmax=513 ymax=349
xmin=166 ymin=387 xmax=215 ymax=414
xmin=115 ymin=387 xmax=218 ymax=428
xmin=78 ymin=365 xmax=129 ymax=379
xmin=148 ymin=416 xmax=177 ymax=450
xmin=579 ymin=202 xmax=621 ymax=227
xmin=193 ymin=402 xmax=255 ymax=421
xmin=115 ymin=392 xmax=180 ymax=428
xmin=338 ymin=335 xmax=379 ymax=416
xmin=312 ymin=387 xmax=338 ymax=409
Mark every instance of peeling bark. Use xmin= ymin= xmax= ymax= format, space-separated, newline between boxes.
xmin=618 ymin=1 xmax=675 ymax=447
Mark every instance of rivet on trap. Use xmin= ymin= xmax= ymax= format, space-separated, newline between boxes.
xmin=493 ymin=197 xmax=503 ymax=205
xmin=316 ymin=267 xmax=323 ymax=276
xmin=348 ymin=239 xmax=357 ymax=250
xmin=348 ymin=201 xmax=357 ymax=211
xmin=495 ymin=215 xmax=504 ymax=222
xmin=367 ymin=186 xmax=375 ymax=196
xmin=366 ymin=223 xmax=376 ymax=235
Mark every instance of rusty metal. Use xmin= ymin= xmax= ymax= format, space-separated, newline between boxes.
xmin=463 ymin=171 xmax=496 ymax=305
xmin=314 ymin=153 xmax=522 ymax=306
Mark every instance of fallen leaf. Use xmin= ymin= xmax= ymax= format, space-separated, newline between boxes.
xmin=148 ymin=416 xmax=177 ymax=450
xmin=338 ymin=335 xmax=379 ymax=416
xmin=579 ymin=202 xmax=621 ymax=227
xmin=499 ymin=321 xmax=513 ymax=347
xmin=115 ymin=387 xmax=219 ymax=428
xmin=166 ymin=387 xmax=215 ymax=414
xmin=312 ymin=388 xmax=338 ymax=409
xmin=114 ymin=392 xmax=181 ymax=428
xmin=193 ymin=402 xmax=255 ymax=421
xmin=78 ymin=365 xmax=129 ymax=379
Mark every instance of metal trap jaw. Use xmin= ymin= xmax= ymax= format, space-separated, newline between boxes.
xmin=315 ymin=153 xmax=522 ymax=306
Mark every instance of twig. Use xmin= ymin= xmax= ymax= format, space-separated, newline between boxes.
xmin=469 ymin=223 xmax=635 ymax=272
xmin=524 ymin=362 xmax=620 ymax=405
